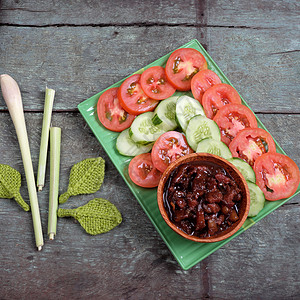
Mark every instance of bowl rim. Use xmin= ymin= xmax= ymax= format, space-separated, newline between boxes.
xmin=157 ymin=153 xmax=250 ymax=243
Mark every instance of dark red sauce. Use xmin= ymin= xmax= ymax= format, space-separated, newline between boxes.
xmin=163 ymin=161 xmax=242 ymax=238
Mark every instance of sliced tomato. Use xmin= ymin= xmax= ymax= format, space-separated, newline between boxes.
xmin=118 ymin=74 xmax=159 ymax=115
xmin=213 ymin=104 xmax=258 ymax=146
xmin=128 ymin=153 xmax=162 ymax=188
xmin=254 ymin=152 xmax=300 ymax=201
xmin=191 ymin=69 xmax=222 ymax=104
xmin=140 ymin=66 xmax=176 ymax=100
xmin=202 ymin=83 xmax=242 ymax=119
xmin=165 ymin=48 xmax=207 ymax=91
xmin=229 ymin=128 xmax=276 ymax=166
xmin=97 ymin=87 xmax=135 ymax=132
xmin=151 ymin=131 xmax=194 ymax=173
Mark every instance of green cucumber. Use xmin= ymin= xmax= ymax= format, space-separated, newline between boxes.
xmin=227 ymin=157 xmax=256 ymax=183
xmin=175 ymin=95 xmax=205 ymax=132
xmin=130 ymin=111 xmax=166 ymax=144
xmin=186 ymin=115 xmax=221 ymax=151
xmin=116 ymin=128 xmax=153 ymax=156
xmin=152 ymin=96 xmax=178 ymax=131
xmin=247 ymin=180 xmax=265 ymax=217
xmin=196 ymin=138 xmax=232 ymax=159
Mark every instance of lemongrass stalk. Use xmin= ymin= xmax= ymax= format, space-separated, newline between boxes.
xmin=0 ymin=74 xmax=44 ymax=250
xmin=37 ymin=88 xmax=55 ymax=191
xmin=48 ymin=127 xmax=61 ymax=240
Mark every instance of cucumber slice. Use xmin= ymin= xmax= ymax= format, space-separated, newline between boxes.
xmin=175 ymin=95 xmax=205 ymax=132
xmin=152 ymin=96 xmax=178 ymax=131
xmin=186 ymin=115 xmax=221 ymax=151
xmin=227 ymin=157 xmax=256 ymax=183
xmin=130 ymin=112 xmax=166 ymax=144
xmin=247 ymin=180 xmax=265 ymax=217
xmin=196 ymin=138 xmax=232 ymax=159
xmin=116 ymin=128 xmax=153 ymax=156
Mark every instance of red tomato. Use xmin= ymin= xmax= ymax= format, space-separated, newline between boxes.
xmin=229 ymin=128 xmax=276 ymax=166
xmin=165 ymin=48 xmax=207 ymax=91
xmin=128 ymin=153 xmax=162 ymax=188
xmin=254 ymin=152 xmax=300 ymax=201
xmin=97 ymin=87 xmax=135 ymax=132
xmin=118 ymin=74 xmax=159 ymax=115
xmin=202 ymin=83 xmax=242 ymax=119
xmin=213 ymin=104 xmax=258 ymax=146
xmin=140 ymin=66 xmax=176 ymax=100
xmin=191 ymin=69 xmax=222 ymax=104
xmin=151 ymin=131 xmax=194 ymax=173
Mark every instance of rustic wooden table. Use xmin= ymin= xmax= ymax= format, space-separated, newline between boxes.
xmin=1 ymin=1 xmax=299 ymax=299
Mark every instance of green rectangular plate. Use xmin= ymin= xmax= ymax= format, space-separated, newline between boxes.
xmin=78 ymin=39 xmax=300 ymax=270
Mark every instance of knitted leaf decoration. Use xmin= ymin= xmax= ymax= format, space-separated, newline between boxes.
xmin=59 ymin=157 xmax=105 ymax=204
xmin=57 ymin=198 xmax=122 ymax=235
xmin=0 ymin=164 xmax=30 ymax=211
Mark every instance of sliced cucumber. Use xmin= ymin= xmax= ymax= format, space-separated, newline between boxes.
xmin=152 ymin=96 xmax=178 ymax=131
xmin=196 ymin=138 xmax=232 ymax=159
xmin=175 ymin=95 xmax=205 ymax=132
xmin=227 ymin=157 xmax=256 ymax=183
xmin=247 ymin=180 xmax=265 ymax=217
xmin=130 ymin=112 xmax=166 ymax=144
xmin=116 ymin=128 xmax=153 ymax=156
xmin=186 ymin=115 xmax=221 ymax=151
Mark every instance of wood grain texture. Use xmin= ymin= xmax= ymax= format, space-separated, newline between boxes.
xmin=0 ymin=113 xmax=299 ymax=299
xmin=1 ymin=0 xmax=299 ymax=30
xmin=206 ymin=27 xmax=300 ymax=113
xmin=208 ymin=204 xmax=300 ymax=299
xmin=0 ymin=113 xmax=203 ymax=299
xmin=0 ymin=0 xmax=299 ymax=298
xmin=0 ymin=0 xmax=198 ymax=26
xmin=207 ymin=0 xmax=300 ymax=29
xmin=0 ymin=25 xmax=298 ymax=113
xmin=0 ymin=26 xmax=201 ymax=111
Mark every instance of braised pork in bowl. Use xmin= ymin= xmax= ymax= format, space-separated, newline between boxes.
xmin=157 ymin=153 xmax=250 ymax=243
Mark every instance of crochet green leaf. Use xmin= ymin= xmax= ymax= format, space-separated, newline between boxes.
xmin=0 ymin=164 xmax=30 ymax=211
xmin=59 ymin=157 xmax=105 ymax=204
xmin=57 ymin=198 xmax=122 ymax=235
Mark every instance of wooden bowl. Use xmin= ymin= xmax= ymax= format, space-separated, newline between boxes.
xmin=157 ymin=153 xmax=250 ymax=243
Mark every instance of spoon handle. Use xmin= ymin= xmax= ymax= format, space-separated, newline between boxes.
xmin=1 ymin=74 xmax=44 ymax=250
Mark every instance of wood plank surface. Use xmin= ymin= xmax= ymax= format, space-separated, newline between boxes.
xmin=0 ymin=25 xmax=299 ymax=113
xmin=0 ymin=26 xmax=201 ymax=110
xmin=207 ymin=0 xmax=300 ymax=29
xmin=206 ymin=27 xmax=300 ymax=113
xmin=0 ymin=0 xmax=198 ymax=26
xmin=0 ymin=0 xmax=299 ymax=299
xmin=1 ymin=0 xmax=299 ymax=29
xmin=0 ymin=113 xmax=299 ymax=299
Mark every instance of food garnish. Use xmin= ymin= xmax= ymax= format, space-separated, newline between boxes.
xmin=48 ymin=127 xmax=61 ymax=240
xmin=59 ymin=157 xmax=105 ymax=204
xmin=37 ymin=87 xmax=55 ymax=191
xmin=57 ymin=198 xmax=122 ymax=235
xmin=1 ymin=74 xmax=44 ymax=250
xmin=0 ymin=164 xmax=30 ymax=211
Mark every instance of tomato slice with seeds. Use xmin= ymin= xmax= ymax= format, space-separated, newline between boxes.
xmin=97 ymin=87 xmax=135 ymax=132
xmin=118 ymin=74 xmax=159 ymax=115
xmin=151 ymin=131 xmax=194 ymax=173
xmin=229 ymin=128 xmax=276 ymax=166
xmin=213 ymin=104 xmax=258 ymax=146
xmin=202 ymin=83 xmax=242 ymax=119
xmin=140 ymin=66 xmax=176 ymax=100
xmin=254 ymin=152 xmax=300 ymax=201
xmin=191 ymin=69 xmax=222 ymax=104
xmin=128 ymin=153 xmax=162 ymax=188
xmin=165 ymin=48 xmax=207 ymax=91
